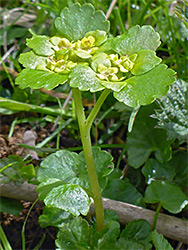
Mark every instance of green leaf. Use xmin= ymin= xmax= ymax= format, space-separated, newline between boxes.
xmin=111 ymin=25 xmax=161 ymax=56
xmin=94 ymin=220 xmax=120 ymax=249
xmin=69 ymin=64 xmax=104 ymax=92
xmin=44 ymin=184 xmax=90 ymax=216
xmin=144 ymin=181 xmax=188 ymax=213
xmin=85 ymin=30 xmax=107 ymax=46
xmin=131 ymin=50 xmax=162 ymax=75
xmin=0 ymin=97 xmax=72 ymax=117
xmin=142 ymin=158 xmax=175 ymax=184
xmin=55 ymin=3 xmax=110 ymax=41
xmin=102 ymin=179 xmax=145 ymax=207
xmin=0 ymin=155 xmax=35 ymax=182
xmin=55 ymin=217 xmax=92 ymax=249
xmin=37 ymin=148 xmax=114 ymax=193
xmin=126 ymin=104 xmax=172 ymax=168
xmin=15 ymin=69 xmax=68 ymax=90
xmin=78 ymin=147 xmax=114 ymax=191
xmin=39 ymin=207 xmax=72 ymax=228
xmin=18 ymin=51 xmax=47 ymax=69
xmin=37 ymin=150 xmax=78 ymax=183
xmin=26 ymin=35 xmax=54 ymax=56
xmin=169 ymin=151 xmax=188 ymax=188
xmin=120 ymin=219 xmax=151 ymax=241
xmin=100 ymin=80 xmax=127 ymax=92
xmin=36 ymin=178 xmax=64 ymax=200
xmin=0 ymin=197 xmax=23 ymax=216
xmin=119 ymin=219 xmax=152 ymax=249
xmin=114 ymin=64 xmax=176 ymax=108
xmin=152 ymin=79 xmax=188 ymax=142
xmin=151 ymin=230 xmax=173 ymax=250
xmin=116 ymin=238 xmax=146 ymax=250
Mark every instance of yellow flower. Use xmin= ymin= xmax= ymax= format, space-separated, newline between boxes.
xmin=97 ymin=64 xmax=119 ymax=81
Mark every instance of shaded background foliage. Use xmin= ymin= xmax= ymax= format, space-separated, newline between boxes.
xmin=0 ymin=0 xmax=188 ymax=249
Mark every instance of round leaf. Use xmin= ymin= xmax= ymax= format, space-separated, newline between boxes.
xmin=37 ymin=150 xmax=78 ymax=183
xmin=55 ymin=3 xmax=110 ymax=41
xmin=144 ymin=181 xmax=188 ymax=213
xmin=116 ymin=238 xmax=146 ymax=250
xmin=15 ymin=69 xmax=68 ymax=90
xmin=39 ymin=207 xmax=72 ymax=228
xmin=19 ymin=51 xmax=47 ymax=69
xmin=44 ymin=184 xmax=90 ymax=216
xmin=151 ymin=230 xmax=173 ymax=250
xmin=114 ymin=64 xmax=176 ymax=108
xmin=26 ymin=35 xmax=54 ymax=56
xmin=69 ymin=64 xmax=104 ymax=92
xmin=111 ymin=25 xmax=161 ymax=56
xmin=102 ymin=179 xmax=145 ymax=207
xmin=120 ymin=219 xmax=151 ymax=241
xmin=142 ymin=158 xmax=175 ymax=184
xmin=131 ymin=50 xmax=162 ymax=75
xmin=37 ymin=148 xmax=114 ymax=194
xmin=56 ymin=217 xmax=92 ymax=249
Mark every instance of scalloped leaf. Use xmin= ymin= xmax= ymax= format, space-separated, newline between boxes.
xmin=26 ymin=35 xmax=54 ymax=56
xmin=142 ymin=158 xmax=175 ymax=184
xmin=114 ymin=64 xmax=176 ymax=108
xmin=144 ymin=181 xmax=188 ymax=213
xmin=15 ymin=69 xmax=68 ymax=90
xmin=69 ymin=64 xmax=104 ymax=92
xmin=18 ymin=51 xmax=47 ymax=69
xmin=55 ymin=3 xmax=110 ymax=41
xmin=100 ymin=80 xmax=127 ymax=92
xmin=131 ymin=50 xmax=162 ymax=75
xmin=120 ymin=219 xmax=152 ymax=249
xmin=151 ymin=230 xmax=173 ymax=250
xmin=56 ymin=217 xmax=92 ymax=249
xmin=44 ymin=184 xmax=90 ymax=216
xmin=111 ymin=25 xmax=161 ymax=56
xmin=116 ymin=238 xmax=146 ymax=250
xmin=37 ymin=148 xmax=114 ymax=194
xmin=36 ymin=178 xmax=64 ymax=200
xmin=39 ymin=207 xmax=72 ymax=228
xmin=102 ymin=179 xmax=145 ymax=207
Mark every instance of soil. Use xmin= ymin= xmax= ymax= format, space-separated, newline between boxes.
xmin=0 ymin=113 xmax=79 ymax=249
xmin=1 ymin=202 xmax=56 ymax=250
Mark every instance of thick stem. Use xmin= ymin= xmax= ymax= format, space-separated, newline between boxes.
xmin=72 ymin=88 xmax=110 ymax=231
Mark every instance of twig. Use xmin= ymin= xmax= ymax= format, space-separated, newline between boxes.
xmin=106 ymin=0 xmax=118 ymax=19
xmin=51 ymin=89 xmax=72 ymax=131
xmin=1 ymin=183 xmax=188 ymax=244
xmin=0 ymin=45 xmax=17 ymax=65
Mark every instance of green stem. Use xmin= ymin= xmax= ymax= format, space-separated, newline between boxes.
xmin=72 ymin=88 xmax=110 ymax=231
xmin=86 ymin=89 xmax=111 ymax=130
xmin=152 ymin=202 xmax=162 ymax=230
xmin=0 ymin=225 xmax=12 ymax=250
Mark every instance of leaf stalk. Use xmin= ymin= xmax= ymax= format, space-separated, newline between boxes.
xmin=72 ymin=88 xmax=110 ymax=231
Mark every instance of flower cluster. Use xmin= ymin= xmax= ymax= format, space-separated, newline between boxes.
xmin=37 ymin=31 xmax=139 ymax=82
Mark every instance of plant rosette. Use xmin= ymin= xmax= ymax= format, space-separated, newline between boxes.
xmin=16 ymin=3 xmax=176 ymax=108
